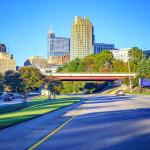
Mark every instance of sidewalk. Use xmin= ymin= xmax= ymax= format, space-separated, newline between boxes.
xmin=0 ymin=99 xmax=84 ymax=150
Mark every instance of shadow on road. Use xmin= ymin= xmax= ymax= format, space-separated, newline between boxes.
xmin=45 ymin=96 xmax=150 ymax=150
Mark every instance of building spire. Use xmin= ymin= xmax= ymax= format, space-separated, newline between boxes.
xmin=48 ymin=26 xmax=55 ymax=34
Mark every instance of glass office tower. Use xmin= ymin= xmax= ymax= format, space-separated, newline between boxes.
xmin=94 ymin=43 xmax=115 ymax=54
xmin=48 ymin=28 xmax=70 ymax=57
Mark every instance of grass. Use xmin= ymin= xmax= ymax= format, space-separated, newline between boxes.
xmin=0 ymin=96 xmax=80 ymax=130
xmin=0 ymin=96 xmax=47 ymax=114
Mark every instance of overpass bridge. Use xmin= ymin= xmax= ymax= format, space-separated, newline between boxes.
xmin=47 ymin=73 xmax=137 ymax=81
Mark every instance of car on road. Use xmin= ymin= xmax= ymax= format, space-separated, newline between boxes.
xmin=1 ymin=92 xmax=14 ymax=101
xmin=115 ymin=90 xmax=125 ymax=96
xmin=4 ymin=94 xmax=13 ymax=101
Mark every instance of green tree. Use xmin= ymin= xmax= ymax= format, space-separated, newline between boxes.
xmin=129 ymin=47 xmax=142 ymax=65
xmin=61 ymin=81 xmax=85 ymax=94
xmin=67 ymin=58 xmax=80 ymax=72
xmin=4 ymin=70 xmax=24 ymax=93
xmin=83 ymin=55 xmax=95 ymax=72
xmin=137 ymin=58 xmax=150 ymax=78
xmin=57 ymin=66 xmax=64 ymax=72
xmin=19 ymin=67 xmax=44 ymax=99
xmin=77 ymin=59 xmax=86 ymax=72
xmin=112 ymin=59 xmax=128 ymax=72
xmin=95 ymin=50 xmax=114 ymax=72
xmin=45 ymin=77 xmax=62 ymax=99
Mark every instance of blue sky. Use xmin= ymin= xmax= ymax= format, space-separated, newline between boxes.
xmin=0 ymin=0 xmax=150 ymax=66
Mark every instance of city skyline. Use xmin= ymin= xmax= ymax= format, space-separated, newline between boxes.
xmin=0 ymin=0 xmax=150 ymax=66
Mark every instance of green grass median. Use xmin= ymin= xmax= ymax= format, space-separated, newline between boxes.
xmin=0 ymin=96 xmax=80 ymax=130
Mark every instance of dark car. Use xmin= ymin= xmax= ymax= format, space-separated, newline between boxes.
xmin=115 ymin=90 xmax=125 ymax=96
xmin=3 ymin=93 xmax=14 ymax=101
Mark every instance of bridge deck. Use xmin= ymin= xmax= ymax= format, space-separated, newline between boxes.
xmin=47 ymin=73 xmax=136 ymax=81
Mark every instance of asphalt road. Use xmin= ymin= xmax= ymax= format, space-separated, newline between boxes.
xmin=0 ymin=94 xmax=150 ymax=150
xmin=36 ymin=95 xmax=150 ymax=150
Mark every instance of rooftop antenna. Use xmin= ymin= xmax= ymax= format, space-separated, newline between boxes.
xmin=48 ymin=26 xmax=55 ymax=34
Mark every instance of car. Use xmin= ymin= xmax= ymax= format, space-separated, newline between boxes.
xmin=9 ymin=93 xmax=15 ymax=99
xmin=115 ymin=90 xmax=125 ymax=96
xmin=3 ymin=94 xmax=13 ymax=101
xmin=1 ymin=92 xmax=14 ymax=101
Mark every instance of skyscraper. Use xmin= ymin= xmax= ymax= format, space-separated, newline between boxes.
xmin=47 ymin=28 xmax=70 ymax=57
xmin=70 ymin=16 xmax=94 ymax=60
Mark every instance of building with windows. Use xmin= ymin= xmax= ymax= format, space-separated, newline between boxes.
xmin=47 ymin=55 xmax=70 ymax=65
xmin=70 ymin=16 xmax=94 ymax=60
xmin=111 ymin=48 xmax=131 ymax=62
xmin=0 ymin=46 xmax=16 ymax=74
xmin=143 ymin=50 xmax=150 ymax=58
xmin=24 ymin=56 xmax=47 ymax=68
xmin=39 ymin=65 xmax=62 ymax=75
xmin=94 ymin=43 xmax=115 ymax=54
xmin=47 ymin=28 xmax=70 ymax=57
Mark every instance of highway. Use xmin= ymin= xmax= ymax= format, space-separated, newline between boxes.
xmin=0 ymin=94 xmax=150 ymax=150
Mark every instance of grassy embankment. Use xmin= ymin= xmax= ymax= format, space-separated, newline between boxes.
xmin=0 ymin=96 xmax=80 ymax=129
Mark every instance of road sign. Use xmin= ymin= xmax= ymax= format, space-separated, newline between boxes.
xmin=140 ymin=78 xmax=150 ymax=87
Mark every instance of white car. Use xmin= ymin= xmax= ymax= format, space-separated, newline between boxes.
xmin=115 ymin=90 xmax=125 ymax=96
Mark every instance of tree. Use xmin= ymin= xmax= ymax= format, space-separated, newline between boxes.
xmin=45 ymin=77 xmax=62 ymax=99
xmin=84 ymin=82 xmax=96 ymax=94
xmin=67 ymin=58 xmax=80 ymax=72
xmin=137 ymin=58 xmax=150 ymax=78
xmin=3 ymin=70 xmax=24 ymax=93
xmin=112 ymin=59 xmax=128 ymax=72
xmin=77 ymin=59 xmax=86 ymax=72
xmin=83 ymin=55 xmax=95 ymax=72
xmin=129 ymin=47 xmax=142 ymax=65
xmin=95 ymin=50 xmax=114 ymax=72
xmin=19 ymin=67 xmax=44 ymax=99
xmin=57 ymin=66 xmax=64 ymax=72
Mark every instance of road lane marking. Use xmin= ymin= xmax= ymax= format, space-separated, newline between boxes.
xmin=28 ymin=105 xmax=86 ymax=150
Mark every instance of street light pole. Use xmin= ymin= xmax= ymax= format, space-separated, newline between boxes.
xmin=140 ymin=49 xmax=144 ymax=93
xmin=128 ymin=56 xmax=132 ymax=93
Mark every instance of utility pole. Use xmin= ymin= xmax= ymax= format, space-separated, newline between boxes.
xmin=140 ymin=49 xmax=144 ymax=93
xmin=128 ymin=56 xmax=132 ymax=93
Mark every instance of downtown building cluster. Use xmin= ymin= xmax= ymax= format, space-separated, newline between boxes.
xmin=47 ymin=16 xmax=115 ymax=62
xmin=24 ymin=16 xmax=116 ymax=73
xmin=24 ymin=16 xmax=150 ymax=74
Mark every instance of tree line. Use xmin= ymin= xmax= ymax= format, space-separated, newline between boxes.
xmin=57 ymin=47 xmax=144 ymax=73
xmin=0 ymin=47 xmax=149 ymax=96
xmin=0 ymin=67 xmax=62 ymax=101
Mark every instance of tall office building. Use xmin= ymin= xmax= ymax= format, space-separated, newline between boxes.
xmin=94 ymin=43 xmax=115 ymax=54
xmin=47 ymin=28 xmax=70 ymax=57
xmin=70 ymin=16 xmax=94 ymax=60
xmin=0 ymin=44 xmax=16 ymax=74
